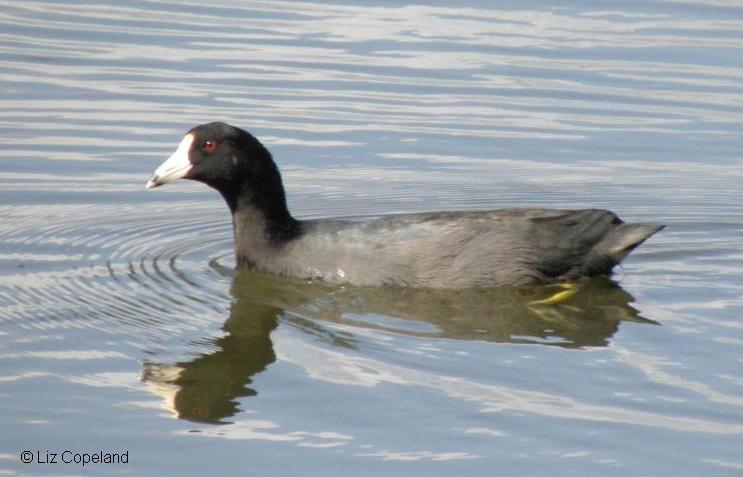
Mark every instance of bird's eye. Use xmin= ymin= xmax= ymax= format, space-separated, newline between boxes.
xmin=202 ymin=140 xmax=218 ymax=154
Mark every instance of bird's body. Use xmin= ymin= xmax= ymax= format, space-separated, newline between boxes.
xmin=233 ymin=206 xmax=661 ymax=288
xmin=147 ymin=122 xmax=663 ymax=288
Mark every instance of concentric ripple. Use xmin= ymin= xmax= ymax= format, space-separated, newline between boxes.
xmin=0 ymin=201 xmax=236 ymax=356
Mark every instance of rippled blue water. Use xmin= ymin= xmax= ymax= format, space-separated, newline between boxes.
xmin=2 ymin=1 xmax=743 ymax=476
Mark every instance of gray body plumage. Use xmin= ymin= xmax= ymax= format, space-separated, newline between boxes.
xmin=234 ymin=206 xmax=664 ymax=288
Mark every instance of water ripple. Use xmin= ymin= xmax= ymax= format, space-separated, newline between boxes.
xmin=0 ymin=202 xmax=234 ymax=357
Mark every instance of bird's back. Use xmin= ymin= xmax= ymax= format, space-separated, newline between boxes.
xmin=270 ymin=208 xmax=663 ymax=288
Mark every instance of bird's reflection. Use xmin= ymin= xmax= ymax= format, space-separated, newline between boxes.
xmin=142 ymin=272 xmax=656 ymax=423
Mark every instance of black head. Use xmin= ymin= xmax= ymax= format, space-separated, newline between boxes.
xmin=147 ymin=122 xmax=287 ymax=215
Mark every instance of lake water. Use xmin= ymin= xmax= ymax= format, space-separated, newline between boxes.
xmin=2 ymin=1 xmax=743 ymax=475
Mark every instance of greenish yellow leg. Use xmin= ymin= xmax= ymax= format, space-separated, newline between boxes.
xmin=529 ymin=283 xmax=578 ymax=306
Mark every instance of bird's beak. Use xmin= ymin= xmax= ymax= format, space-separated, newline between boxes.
xmin=147 ymin=133 xmax=194 ymax=189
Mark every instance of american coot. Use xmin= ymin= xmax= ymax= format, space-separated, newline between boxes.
xmin=147 ymin=122 xmax=663 ymax=288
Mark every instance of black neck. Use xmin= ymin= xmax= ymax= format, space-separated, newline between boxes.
xmin=204 ymin=131 xmax=303 ymax=249
xmin=231 ymin=185 xmax=303 ymax=245
xmin=214 ymin=150 xmax=303 ymax=247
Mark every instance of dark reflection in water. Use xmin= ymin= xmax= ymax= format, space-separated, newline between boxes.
xmin=143 ymin=272 xmax=656 ymax=424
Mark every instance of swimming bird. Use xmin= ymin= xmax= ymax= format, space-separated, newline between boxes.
xmin=147 ymin=122 xmax=663 ymax=288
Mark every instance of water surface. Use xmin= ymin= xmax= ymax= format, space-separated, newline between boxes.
xmin=2 ymin=1 xmax=743 ymax=476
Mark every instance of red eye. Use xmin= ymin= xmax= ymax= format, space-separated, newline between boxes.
xmin=202 ymin=140 xmax=218 ymax=154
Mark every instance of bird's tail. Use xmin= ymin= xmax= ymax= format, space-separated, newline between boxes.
xmin=598 ymin=223 xmax=665 ymax=264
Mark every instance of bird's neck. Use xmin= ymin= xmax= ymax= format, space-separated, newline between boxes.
xmin=230 ymin=189 xmax=303 ymax=268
